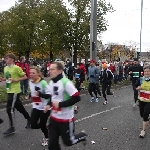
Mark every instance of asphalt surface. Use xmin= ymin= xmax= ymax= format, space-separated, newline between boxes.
xmin=0 ymin=86 xmax=150 ymax=150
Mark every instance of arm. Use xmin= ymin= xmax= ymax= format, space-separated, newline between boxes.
xmin=59 ymin=92 xmax=80 ymax=108
xmin=95 ymin=67 xmax=100 ymax=78
xmin=11 ymin=66 xmax=27 ymax=82
xmin=39 ymin=92 xmax=51 ymax=99
xmin=0 ymin=77 xmax=6 ymax=82
xmin=128 ymin=66 xmax=133 ymax=75
xmin=59 ymin=81 xmax=80 ymax=108
xmin=135 ymin=78 xmax=141 ymax=88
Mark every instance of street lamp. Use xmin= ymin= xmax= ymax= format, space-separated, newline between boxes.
xmin=140 ymin=0 xmax=143 ymax=53
xmin=90 ymin=0 xmax=97 ymax=61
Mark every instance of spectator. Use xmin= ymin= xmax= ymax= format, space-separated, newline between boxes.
xmin=16 ymin=56 xmax=30 ymax=96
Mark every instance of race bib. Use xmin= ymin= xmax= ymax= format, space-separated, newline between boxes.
xmin=32 ymin=96 xmax=42 ymax=105
xmin=139 ymin=90 xmax=150 ymax=100
xmin=75 ymin=73 xmax=80 ymax=79
xmin=133 ymin=72 xmax=139 ymax=77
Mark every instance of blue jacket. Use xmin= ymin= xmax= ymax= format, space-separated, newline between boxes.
xmin=88 ymin=66 xmax=100 ymax=83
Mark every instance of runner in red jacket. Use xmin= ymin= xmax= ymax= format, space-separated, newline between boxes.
xmin=16 ymin=56 xmax=30 ymax=95
xmin=79 ymin=63 xmax=86 ymax=89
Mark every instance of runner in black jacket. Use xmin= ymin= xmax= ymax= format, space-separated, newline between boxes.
xmin=128 ymin=58 xmax=143 ymax=107
xmin=100 ymin=63 xmax=113 ymax=105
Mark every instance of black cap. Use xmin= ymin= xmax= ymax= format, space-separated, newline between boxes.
xmin=133 ymin=58 xmax=138 ymax=61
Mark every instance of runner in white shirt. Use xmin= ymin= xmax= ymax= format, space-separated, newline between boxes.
xmin=27 ymin=66 xmax=50 ymax=146
xmin=36 ymin=62 xmax=87 ymax=150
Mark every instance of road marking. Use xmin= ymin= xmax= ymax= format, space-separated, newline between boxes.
xmin=75 ymin=106 xmax=121 ymax=123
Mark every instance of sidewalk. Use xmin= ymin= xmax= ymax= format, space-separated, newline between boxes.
xmin=0 ymin=82 xmax=131 ymax=109
xmin=0 ymin=77 xmax=51 ymax=86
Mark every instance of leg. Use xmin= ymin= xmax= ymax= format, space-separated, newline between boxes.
xmin=48 ymin=118 xmax=61 ymax=150
xmin=134 ymin=88 xmax=138 ymax=103
xmin=60 ymin=121 xmax=87 ymax=146
xmin=139 ymin=102 xmax=150 ymax=138
xmin=107 ymin=83 xmax=113 ymax=95
xmin=15 ymin=93 xmax=30 ymax=120
xmin=139 ymin=101 xmax=145 ymax=118
xmin=133 ymin=81 xmax=138 ymax=103
xmin=88 ymin=83 xmax=94 ymax=97
xmin=24 ymin=79 xmax=29 ymax=95
xmin=39 ymin=110 xmax=50 ymax=138
xmin=92 ymin=83 xmax=98 ymax=98
xmin=75 ymin=80 xmax=81 ymax=92
xmin=95 ymin=83 xmax=101 ymax=96
xmin=6 ymin=93 xmax=17 ymax=127
xmin=3 ymin=94 xmax=16 ymax=135
xmin=20 ymin=80 xmax=24 ymax=94
xmin=102 ymin=83 xmax=107 ymax=100
xmin=30 ymin=108 xmax=40 ymax=129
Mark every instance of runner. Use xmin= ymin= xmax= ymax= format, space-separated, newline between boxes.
xmin=16 ymin=56 xmax=30 ymax=96
xmin=79 ymin=62 xmax=86 ymax=90
xmin=27 ymin=66 xmax=50 ymax=146
xmin=136 ymin=65 xmax=150 ymax=138
xmin=100 ymin=63 xmax=113 ymax=105
xmin=128 ymin=58 xmax=143 ymax=107
xmin=0 ymin=53 xmax=31 ymax=136
xmin=74 ymin=63 xmax=84 ymax=92
xmin=37 ymin=62 xmax=87 ymax=150
xmin=87 ymin=60 xmax=100 ymax=102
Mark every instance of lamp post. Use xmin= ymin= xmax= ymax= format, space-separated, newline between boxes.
xmin=72 ymin=44 xmax=74 ymax=66
xmin=90 ymin=0 xmax=97 ymax=61
xmin=140 ymin=0 xmax=143 ymax=53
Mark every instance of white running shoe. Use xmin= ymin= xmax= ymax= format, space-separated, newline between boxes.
xmin=133 ymin=103 xmax=136 ymax=108
xmin=139 ymin=130 xmax=145 ymax=138
xmin=42 ymin=138 xmax=48 ymax=146
xmin=103 ymin=101 xmax=108 ymax=105
xmin=90 ymin=97 xmax=94 ymax=102
xmin=95 ymin=98 xmax=99 ymax=102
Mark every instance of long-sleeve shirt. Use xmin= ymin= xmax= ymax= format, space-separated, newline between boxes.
xmin=87 ymin=66 xmax=100 ymax=83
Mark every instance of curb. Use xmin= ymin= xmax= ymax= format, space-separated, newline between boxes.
xmin=0 ymin=83 xmax=131 ymax=110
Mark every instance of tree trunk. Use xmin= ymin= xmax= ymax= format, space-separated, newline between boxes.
xmin=25 ymin=50 xmax=30 ymax=62
xmin=73 ymin=48 xmax=77 ymax=67
xmin=50 ymin=51 xmax=53 ymax=61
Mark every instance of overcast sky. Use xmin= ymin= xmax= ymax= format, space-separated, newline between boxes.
xmin=0 ymin=0 xmax=150 ymax=51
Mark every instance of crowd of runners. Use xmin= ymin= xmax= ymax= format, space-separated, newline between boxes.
xmin=0 ymin=53 xmax=150 ymax=149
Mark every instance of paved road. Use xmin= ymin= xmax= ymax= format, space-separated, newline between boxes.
xmin=0 ymin=86 xmax=150 ymax=150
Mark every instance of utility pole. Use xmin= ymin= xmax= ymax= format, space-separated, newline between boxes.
xmin=90 ymin=0 xmax=97 ymax=61
xmin=72 ymin=44 xmax=74 ymax=66
xmin=140 ymin=0 xmax=143 ymax=54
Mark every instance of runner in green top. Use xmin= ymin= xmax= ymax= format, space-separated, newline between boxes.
xmin=0 ymin=53 xmax=31 ymax=136
xmin=4 ymin=65 xmax=25 ymax=93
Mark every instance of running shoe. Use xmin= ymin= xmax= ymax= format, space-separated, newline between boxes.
xmin=74 ymin=106 xmax=79 ymax=114
xmin=103 ymin=101 xmax=108 ymax=105
xmin=139 ymin=130 xmax=145 ymax=138
xmin=90 ymin=97 xmax=94 ymax=102
xmin=3 ymin=127 xmax=15 ymax=136
xmin=80 ymin=130 xmax=88 ymax=146
xmin=42 ymin=138 xmax=48 ymax=146
xmin=25 ymin=119 xmax=31 ymax=129
xmin=95 ymin=98 xmax=99 ymax=102
xmin=133 ymin=103 xmax=136 ymax=108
